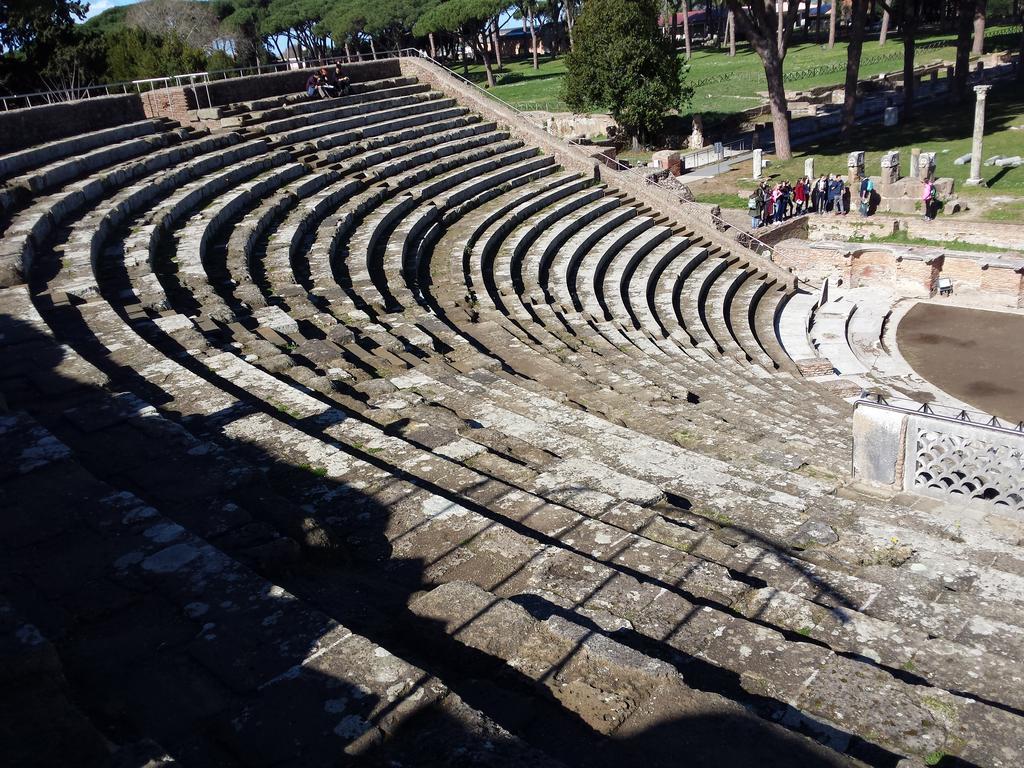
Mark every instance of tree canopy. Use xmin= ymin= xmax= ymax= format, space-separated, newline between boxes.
xmin=562 ymin=0 xmax=686 ymax=140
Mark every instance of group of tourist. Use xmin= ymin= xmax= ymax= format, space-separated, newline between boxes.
xmin=748 ymin=174 xmax=882 ymax=228
xmin=305 ymin=64 xmax=350 ymax=99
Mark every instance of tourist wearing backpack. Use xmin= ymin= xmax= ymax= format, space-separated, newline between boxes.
xmin=922 ymin=180 xmax=938 ymax=220
xmin=748 ymin=187 xmax=762 ymax=228
xmin=859 ymin=177 xmax=874 ymax=216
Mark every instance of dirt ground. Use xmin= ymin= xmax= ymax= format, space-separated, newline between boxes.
xmin=896 ymin=302 xmax=1024 ymax=422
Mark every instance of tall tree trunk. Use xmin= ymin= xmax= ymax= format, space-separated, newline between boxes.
xmin=369 ymin=36 xmax=377 ymax=59
xmin=972 ymin=0 xmax=986 ymax=55
xmin=902 ymin=0 xmax=919 ymax=122
xmin=776 ymin=0 xmax=785 ymax=52
xmin=764 ymin=52 xmax=792 ymax=159
xmin=879 ymin=7 xmax=890 ymax=44
xmin=828 ymin=0 xmax=837 ymax=48
xmin=953 ymin=0 xmax=974 ymax=101
xmin=491 ymin=18 xmax=503 ymax=69
xmin=728 ymin=10 xmax=736 ymax=55
xmin=566 ymin=0 xmax=576 ymax=48
xmin=428 ymin=32 xmax=436 ymax=59
xmin=529 ymin=9 xmax=539 ymax=69
xmin=841 ymin=0 xmax=868 ymax=135
xmin=477 ymin=36 xmax=495 ymax=87
xmin=726 ymin=0 xmax=794 ymax=159
xmin=682 ymin=0 xmax=692 ymax=60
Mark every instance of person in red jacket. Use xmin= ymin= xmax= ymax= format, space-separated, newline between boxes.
xmin=794 ymin=176 xmax=808 ymax=215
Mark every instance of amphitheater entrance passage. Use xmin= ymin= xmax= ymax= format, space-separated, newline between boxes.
xmin=896 ymin=302 xmax=1024 ymax=422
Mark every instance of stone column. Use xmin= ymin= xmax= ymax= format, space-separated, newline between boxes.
xmin=753 ymin=148 xmax=763 ymax=179
xmin=909 ymin=148 xmax=921 ymax=181
xmin=847 ymin=150 xmax=865 ymax=187
xmin=966 ymin=85 xmax=992 ymax=186
xmin=804 ymin=157 xmax=814 ymax=179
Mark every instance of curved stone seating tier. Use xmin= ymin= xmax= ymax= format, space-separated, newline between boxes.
xmin=426 ymin=178 xmax=849 ymax=462
xmin=6 ymin=73 xmax=1024 ymax=766
xmin=268 ymin=94 xmax=455 ymax=147
xmin=752 ymin=281 xmax=802 ymax=374
xmin=591 ymin=222 xmax=674 ymax=321
xmin=652 ymin=246 xmax=713 ymax=346
xmin=0 ymin=129 xmax=236 ymax=289
xmin=810 ymin=293 xmax=870 ymax=377
xmin=726 ymin=270 xmax=779 ymax=369
xmin=0 ymin=125 xmax=191 ymax=217
xmin=675 ymin=253 xmax=739 ymax=351
xmin=484 ymin=188 xmax=608 ymax=315
xmin=225 ymin=75 xmax=418 ymax=113
xmin=314 ymin=106 xmax=474 ymax=157
xmin=701 ymin=260 xmax=756 ymax=362
xmin=0 ymin=118 xmax=170 ymax=182
xmin=229 ymin=77 xmax=426 ymax=127
xmin=380 ymin=159 xmax=562 ymax=314
xmin=517 ymin=199 xmax=633 ymax=310
xmin=321 ymin=139 xmax=532 ymax=309
xmin=351 ymin=146 xmax=549 ymax=315
xmin=257 ymin=88 xmax=444 ymax=138
xmin=776 ymin=290 xmax=822 ymax=365
xmin=25 ymin=241 xmax=1024 ymax=719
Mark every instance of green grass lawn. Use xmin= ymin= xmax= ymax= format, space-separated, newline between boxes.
xmin=458 ymin=25 xmax=1021 ymax=119
xmin=848 ymin=228 xmax=1015 ymax=254
xmin=692 ymin=191 xmax=750 ymax=209
xmin=762 ymin=88 xmax=1024 ymax=195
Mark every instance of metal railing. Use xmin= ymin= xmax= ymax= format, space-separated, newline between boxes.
xmin=856 ymin=390 xmax=1024 ymax=435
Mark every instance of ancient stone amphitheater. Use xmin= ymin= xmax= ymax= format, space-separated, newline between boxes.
xmin=2 ymin=60 xmax=1023 ymax=768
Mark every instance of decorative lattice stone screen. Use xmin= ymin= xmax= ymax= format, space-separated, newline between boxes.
xmin=913 ymin=428 xmax=1024 ymax=514
xmin=853 ymin=397 xmax=1024 ymax=518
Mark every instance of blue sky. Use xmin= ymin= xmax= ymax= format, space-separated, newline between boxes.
xmin=83 ymin=0 xmax=136 ymax=20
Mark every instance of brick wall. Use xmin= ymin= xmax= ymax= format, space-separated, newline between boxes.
xmin=851 ymin=250 xmax=897 ymax=288
xmin=770 ymin=240 xmax=848 ymax=285
xmin=775 ymin=238 xmax=1024 ymax=306
xmin=139 ymin=88 xmax=195 ymax=123
xmin=0 ymin=93 xmax=146 ymax=153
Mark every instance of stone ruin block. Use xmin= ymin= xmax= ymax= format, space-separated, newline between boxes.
xmin=879 ymin=151 xmax=900 ymax=186
xmin=847 ymin=150 xmax=865 ymax=184
xmin=918 ymin=151 xmax=937 ymax=182
xmin=652 ymin=150 xmax=682 ymax=176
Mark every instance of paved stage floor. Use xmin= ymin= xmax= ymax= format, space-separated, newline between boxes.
xmin=896 ymin=302 xmax=1024 ymax=423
